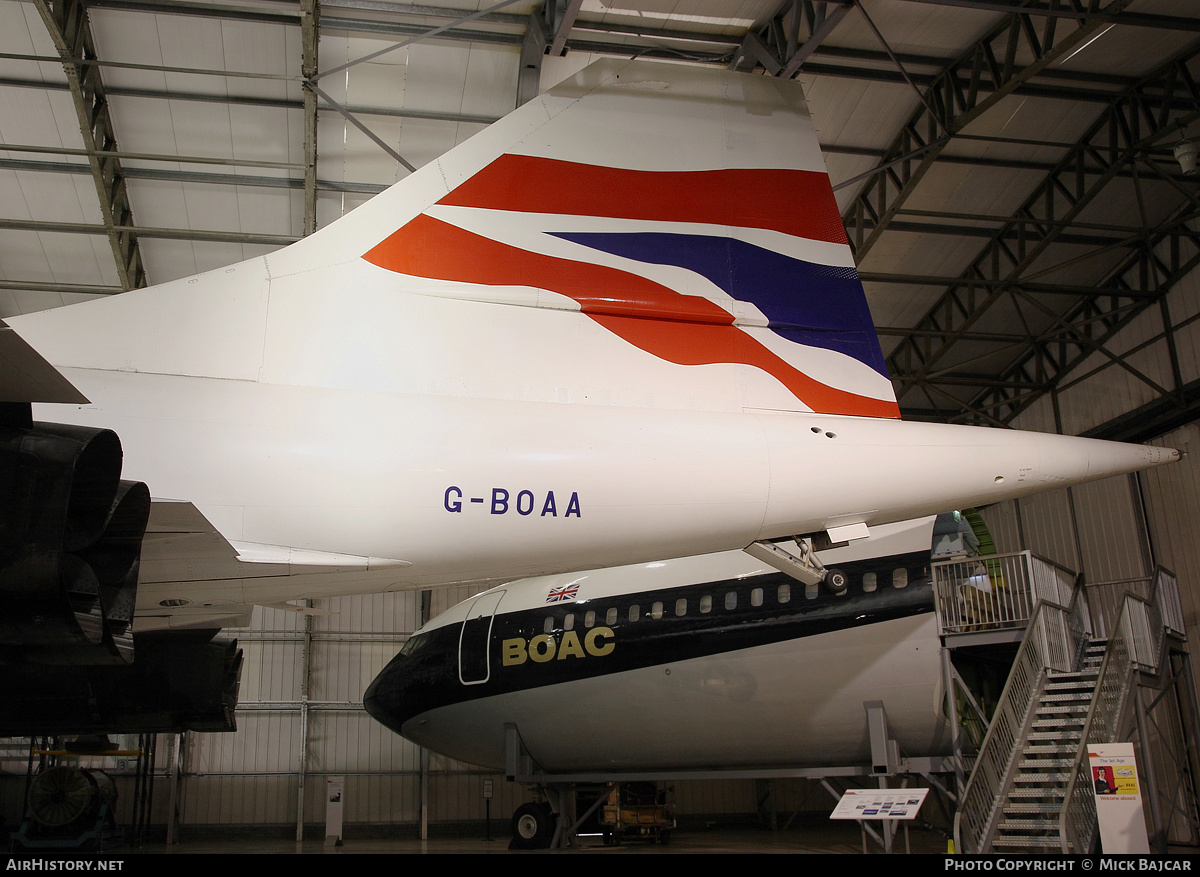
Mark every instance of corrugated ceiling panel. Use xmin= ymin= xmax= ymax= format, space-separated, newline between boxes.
xmin=904 ymin=162 xmax=1045 ymax=219
xmin=0 ymin=287 xmax=108 ymax=318
xmin=137 ymin=237 xmax=278 ymax=283
xmin=0 ymin=6 xmax=65 ymax=83
xmin=1056 ymin=311 xmax=1174 ymax=436
xmin=581 ymin=0 xmax=761 ymax=34
xmin=861 ymin=230 xmax=987 ymax=329
xmin=1056 ymin=18 xmax=1196 ymax=81
xmin=957 ymin=93 xmax=1102 ymax=155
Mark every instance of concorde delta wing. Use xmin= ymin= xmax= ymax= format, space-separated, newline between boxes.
xmin=135 ymin=501 xmax=423 ymax=633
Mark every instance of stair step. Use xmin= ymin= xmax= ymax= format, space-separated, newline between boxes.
xmin=1048 ymin=675 xmax=1097 ymax=683
xmin=1022 ymin=752 xmax=1076 ymax=761
xmin=1014 ymin=772 xmax=1071 ymax=783
xmin=999 ymin=819 xmax=1058 ymax=831
xmin=993 ymin=836 xmax=1069 ymax=851
xmin=1039 ymin=692 xmax=1094 ymax=702
xmin=1009 ymin=787 xmax=1066 ymax=798
xmin=1037 ymin=705 xmax=1090 ymax=715
xmin=1005 ymin=803 xmax=1063 ymax=814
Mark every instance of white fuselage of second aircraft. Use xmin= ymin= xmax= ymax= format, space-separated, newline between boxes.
xmin=365 ymin=518 xmax=952 ymax=772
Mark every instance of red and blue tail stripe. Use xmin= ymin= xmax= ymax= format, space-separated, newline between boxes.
xmin=363 ymin=154 xmax=898 ymax=419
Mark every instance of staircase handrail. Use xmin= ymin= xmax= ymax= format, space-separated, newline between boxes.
xmin=953 ymin=598 xmax=1087 ymax=853
xmin=1057 ymin=568 xmax=1179 ymax=853
xmin=933 ymin=549 xmax=1079 ymax=637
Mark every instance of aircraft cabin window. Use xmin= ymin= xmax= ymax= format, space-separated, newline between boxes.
xmin=675 ymin=598 xmax=686 ymax=616
xmin=650 ymin=601 xmax=663 ymax=620
xmin=778 ymin=584 xmax=791 ymax=603
xmin=863 ymin=572 xmax=877 ymax=592
xmin=700 ymin=595 xmax=712 ymax=614
xmin=893 ymin=568 xmax=908 ymax=589
xmin=564 ymin=613 xmax=575 ymax=631
xmin=584 ymin=610 xmax=596 ymax=628
xmin=543 ymin=616 xmax=555 ymax=634
xmin=751 ymin=587 xmax=763 ymax=607
xmin=628 ymin=605 xmax=640 ymax=622
xmin=606 ymin=608 xmax=618 ymax=626
xmin=725 ymin=591 xmax=737 ymax=610
xmin=805 ymin=583 xmax=819 ymax=600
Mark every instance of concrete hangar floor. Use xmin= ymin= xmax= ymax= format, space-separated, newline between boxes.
xmin=127 ymin=820 xmax=951 ymax=854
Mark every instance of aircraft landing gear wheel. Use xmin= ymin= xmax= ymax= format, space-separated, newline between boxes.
xmin=511 ymin=802 xmax=553 ymax=849
xmin=825 ymin=568 xmax=848 ymax=595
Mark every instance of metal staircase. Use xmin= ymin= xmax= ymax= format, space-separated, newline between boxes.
xmin=992 ymin=644 xmax=1103 ymax=851
xmin=940 ymin=558 xmax=1193 ymax=854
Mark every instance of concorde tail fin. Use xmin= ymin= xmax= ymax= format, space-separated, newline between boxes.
xmin=10 ymin=59 xmax=899 ymax=419
xmin=350 ymin=59 xmax=900 ymax=419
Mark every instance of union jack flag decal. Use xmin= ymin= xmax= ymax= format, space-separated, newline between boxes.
xmin=545 ymin=584 xmax=580 ymax=603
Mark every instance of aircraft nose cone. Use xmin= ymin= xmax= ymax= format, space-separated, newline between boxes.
xmin=1088 ymin=440 xmax=1180 ymax=477
xmin=363 ymin=652 xmax=412 ymax=736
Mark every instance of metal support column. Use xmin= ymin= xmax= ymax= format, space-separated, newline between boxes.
xmin=296 ymin=600 xmax=313 ymax=841
xmin=166 ymin=732 xmax=182 ymax=845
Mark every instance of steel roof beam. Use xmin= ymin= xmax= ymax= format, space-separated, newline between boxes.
xmin=516 ymin=4 xmax=548 ymax=108
xmin=844 ymin=0 xmax=1136 ymax=263
xmin=863 ymin=273 xmax=1157 ymax=300
xmin=0 ymin=156 xmax=386 ymax=194
xmin=730 ymin=0 xmax=852 ymax=75
xmin=894 ymin=0 xmax=1200 ymax=32
xmin=0 ymin=218 xmax=298 ymax=247
xmin=883 ymin=46 xmax=1200 ymax=421
xmin=32 ymin=0 xmax=146 ymax=291
xmin=301 ymin=0 xmax=318 ymax=236
xmin=0 ymin=279 xmax=125 ymax=295
xmin=960 ymin=203 xmax=1200 ymax=426
xmin=0 ymin=142 xmax=303 ymax=170
xmin=0 ymin=76 xmax=502 ymax=123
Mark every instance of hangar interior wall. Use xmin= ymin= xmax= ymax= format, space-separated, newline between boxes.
xmin=0 ymin=584 xmax=814 ymax=834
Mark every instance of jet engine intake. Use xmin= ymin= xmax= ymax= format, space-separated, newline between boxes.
xmin=0 ymin=419 xmax=150 ymax=665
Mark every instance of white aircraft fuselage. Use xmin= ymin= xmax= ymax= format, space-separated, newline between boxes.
xmin=4 ymin=58 xmax=1178 ymax=631
xmin=366 ymin=519 xmax=950 ymax=771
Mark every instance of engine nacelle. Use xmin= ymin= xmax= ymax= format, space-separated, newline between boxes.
xmin=0 ymin=419 xmax=150 ymax=665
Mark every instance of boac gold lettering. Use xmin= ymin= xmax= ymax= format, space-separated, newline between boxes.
xmin=501 ymin=626 xmax=616 ymax=669
xmin=557 ymin=630 xmax=585 ymax=659
xmin=502 ymin=638 xmax=527 ymax=666
xmin=529 ymin=634 xmax=556 ymax=662
xmin=585 ymin=627 xmax=615 ymax=656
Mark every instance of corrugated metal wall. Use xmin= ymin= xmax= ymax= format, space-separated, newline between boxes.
xmin=1141 ymin=424 xmax=1200 ymax=634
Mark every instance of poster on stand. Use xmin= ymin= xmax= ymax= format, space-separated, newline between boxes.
xmin=326 ymin=776 xmax=345 ymax=844
xmin=1089 ymin=743 xmax=1150 ymax=853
